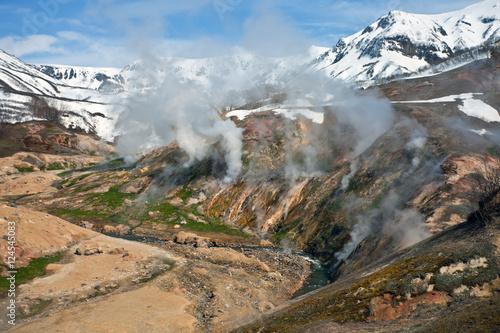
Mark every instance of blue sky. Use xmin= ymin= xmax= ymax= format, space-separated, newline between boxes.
xmin=0 ymin=0 xmax=480 ymax=67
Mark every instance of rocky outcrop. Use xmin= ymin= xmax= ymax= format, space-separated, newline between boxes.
xmin=50 ymin=134 xmax=77 ymax=148
xmin=118 ymin=177 xmax=152 ymax=194
xmin=368 ymin=292 xmax=449 ymax=322
xmin=75 ymin=242 xmax=103 ymax=255
xmin=101 ymin=224 xmax=130 ymax=235
xmin=174 ymin=231 xmax=210 ymax=248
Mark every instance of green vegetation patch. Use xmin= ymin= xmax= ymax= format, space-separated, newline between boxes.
xmin=346 ymin=176 xmax=372 ymax=193
xmin=85 ymin=186 xmax=137 ymax=211
xmin=0 ymin=252 xmax=64 ymax=296
xmin=15 ymin=165 xmax=35 ymax=173
xmin=149 ymin=201 xmax=248 ymax=238
xmin=46 ymin=162 xmax=66 ymax=170
xmin=51 ymin=208 xmax=109 ymax=221
xmin=178 ymin=183 xmax=194 ymax=202
xmin=486 ymin=145 xmax=500 ymax=157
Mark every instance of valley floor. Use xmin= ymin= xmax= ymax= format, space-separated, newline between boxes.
xmin=0 ymin=154 xmax=312 ymax=332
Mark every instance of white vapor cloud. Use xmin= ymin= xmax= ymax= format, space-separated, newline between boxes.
xmin=114 ymin=56 xmax=244 ymax=182
xmin=335 ymin=193 xmax=430 ymax=263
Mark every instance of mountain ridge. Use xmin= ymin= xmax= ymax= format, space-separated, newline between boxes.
xmin=312 ymin=0 xmax=500 ymax=85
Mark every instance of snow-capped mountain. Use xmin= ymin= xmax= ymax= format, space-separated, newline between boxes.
xmin=0 ymin=50 xmax=120 ymax=141
xmin=0 ymin=50 xmax=64 ymax=96
xmin=33 ymin=47 xmax=328 ymax=96
xmin=4 ymin=0 xmax=500 ymax=142
xmin=33 ymin=65 xmax=122 ymax=91
xmin=312 ymin=0 xmax=500 ymax=85
xmin=102 ymin=46 xmax=328 ymax=94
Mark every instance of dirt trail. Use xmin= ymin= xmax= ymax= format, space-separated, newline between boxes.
xmin=11 ymin=286 xmax=196 ymax=333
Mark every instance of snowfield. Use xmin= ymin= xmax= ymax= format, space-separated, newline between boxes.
xmin=459 ymin=98 xmax=500 ymax=122
xmin=392 ymin=92 xmax=500 ymax=123
xmin=226 ymin=106 xmax=324 ymax=124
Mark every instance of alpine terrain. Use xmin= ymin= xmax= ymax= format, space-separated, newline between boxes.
xmin=0 ymin=1 xmax=500 ymax=332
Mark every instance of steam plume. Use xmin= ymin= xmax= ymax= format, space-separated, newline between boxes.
xmin=114 ymin=61 xmax=243 ymax=182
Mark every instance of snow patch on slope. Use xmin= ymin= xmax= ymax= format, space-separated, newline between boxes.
xmin=391 ymin=93 xmax=482 ymax=104
xmin=392 ymin=92 xmax=500 ymax=122
xmin=459 ymin=98 xmax=500 ymax=122
xmin=226 ymin=101 xmax=324 ymax=124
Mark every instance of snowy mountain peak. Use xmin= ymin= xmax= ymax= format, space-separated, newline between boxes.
xmin=33 ymin=65 xmax=122 ymax=91
xmin=313 ymin=0 xmax=500 ymax=85
xmin=0 ymin=49 xmax=64 ymax=96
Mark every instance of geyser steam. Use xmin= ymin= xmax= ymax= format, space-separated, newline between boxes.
xmin=114 ymin=63 xmax=243 ymax=182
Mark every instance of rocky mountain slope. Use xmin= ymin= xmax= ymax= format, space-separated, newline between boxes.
xmin=312 ymin=0 xmax=500 ymax=85
xmin=33 ymin=65 xmax=121 ymax=91
xmin=0 ymin=50 xmax=122 ymax=141
xmin=2 ymin=49 xmax=499 ymax=331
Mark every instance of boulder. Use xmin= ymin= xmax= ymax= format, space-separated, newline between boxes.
xmin=187 ymin=213 xmax=208 ymax=224
xmin=75 ymin=242 xmax=103 ymax=256
xmin=108 ymin=247 xmax=128 ymax=255
xmin=259 ymin=239 xmax=274 ymax=247
xmin=102 ymin=225 xmax=117 ymax=234
xmin=104 ymin=224 xmax=130 ymax=235
xmin=168 ymin=197 xmax=183 ymax=206
xmin=14 ymin=161 xmax=35 ymax=171
xmin=45 ymin=264 xmax=64 ymax=272
xmin=118 ymin=177 xmax=152 ymax=194
xmin=79 ymin=221 xmax=93 ymax=230
xmin=187 ymin=191 xmax=207 ymax=205
xmin=174 ymin=231 xmax=210 ymax=248
xmin=147 ymin=211 xmax=159 ymax=219
xmin=21 ymin=154 xmax=44 ymax=167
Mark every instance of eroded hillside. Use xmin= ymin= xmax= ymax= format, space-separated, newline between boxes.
xmin=1 ymin=56 xmax=500 ymax=332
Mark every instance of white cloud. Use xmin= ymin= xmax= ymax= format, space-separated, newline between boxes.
xmin=242 ymin=10 xmax=310 ymax=57
xmin=0 ymin=34 xmax=63 ymax=57
xmin=57 ymin=30 xmax=88 ymax=41
xmin=26 ymin=38 xmax=132 ymax=67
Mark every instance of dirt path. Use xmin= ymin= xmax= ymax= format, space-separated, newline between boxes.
xmin=10 ymin=286 xmax=196 ymax=333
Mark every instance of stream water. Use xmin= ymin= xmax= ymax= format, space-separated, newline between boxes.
xmin=291 ymin=252 xmax=330 ymax=298
xmin=250 ymin=248 xmax=330 ymax=298
xmin=108 ymin=234 xmax=330 ymax=298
